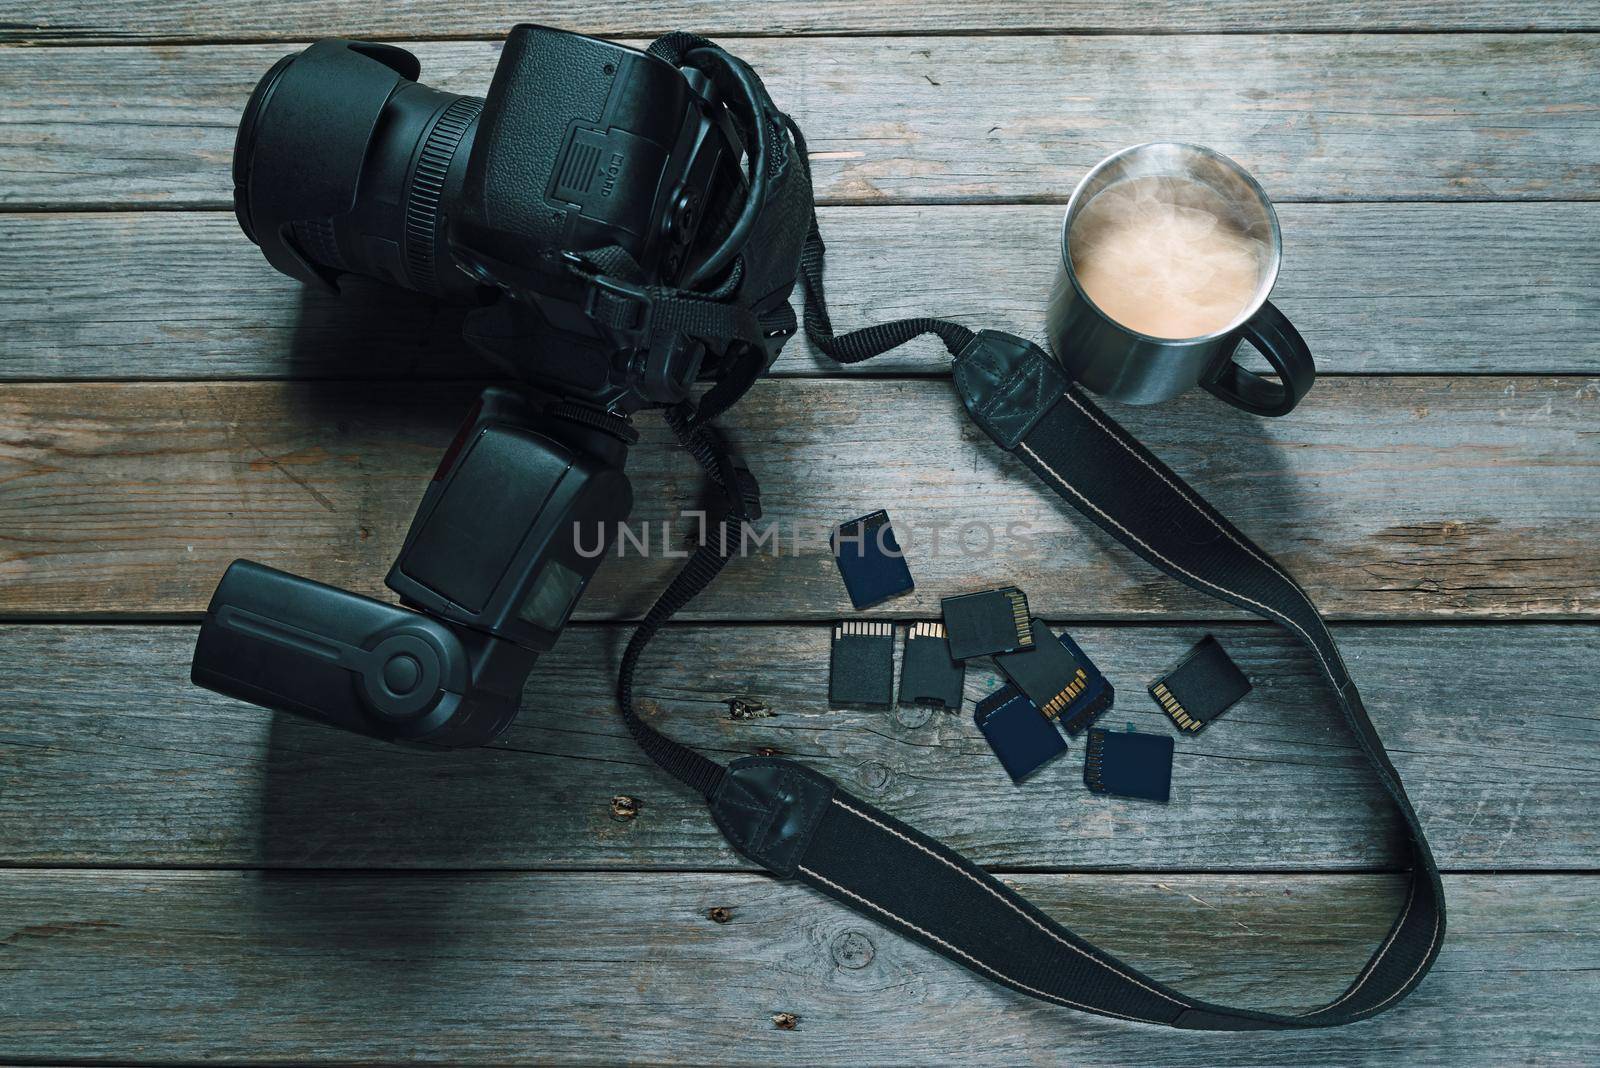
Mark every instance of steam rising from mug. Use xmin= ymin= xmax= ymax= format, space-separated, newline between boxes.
xmin=1068 ymin=176 xmax=1270 ymax=341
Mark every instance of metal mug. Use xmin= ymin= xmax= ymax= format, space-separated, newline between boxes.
xmin=1047 ymin=143 xmax=1315 ymax=416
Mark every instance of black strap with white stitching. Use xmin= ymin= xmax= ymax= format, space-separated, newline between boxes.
xmin=622 ymin=194 xmax=1445 ymax=1028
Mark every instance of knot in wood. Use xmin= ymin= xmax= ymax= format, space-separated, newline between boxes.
xmin=894 ymin=704 xmax=933 ymax=729
xmin=725 ymin=696 xmax=773 ymax=720
xmin=609 ymin=795 xmax=639 ymax=821
xmin=856 ymin=759 xmax=892 ymax=794
xmin=830 ymin=929 xmax=876 ymax=970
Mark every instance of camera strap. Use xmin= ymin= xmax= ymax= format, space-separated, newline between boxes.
xmin=613 ymin=408 xmax=762 ymax=798
xmin=611 ymin=112 xmax=1443 ymax=1031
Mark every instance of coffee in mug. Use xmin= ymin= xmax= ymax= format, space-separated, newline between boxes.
xmin=1067 ymin=176 xmax=1270 ymax=341
xmin=1047 ymin=143 xmax=1315 ymax=416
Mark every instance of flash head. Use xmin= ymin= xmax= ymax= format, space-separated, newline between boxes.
xmin=386 ymin=387 xmax=635 ymax=650
xmin=191 ymin=388 xmax=635 ymax=746
xmin=192 ymin=560 xmax=533 ymax=745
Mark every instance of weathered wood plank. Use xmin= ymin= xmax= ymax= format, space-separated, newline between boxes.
xmin=0 ymin=870 xmax=1592 ymax=1064
xmin=1 ymin=377 xmax=1594 ymax=619
xmin=6 ymin=1 xmax=1597 ymax=44
xmin=3 ymin=35 xmax=1596 ymax=209
xmin=6 ymin=203 xmax=1597 ymax=380
xmin=2 ymin=622 xmax=1593 ymax=870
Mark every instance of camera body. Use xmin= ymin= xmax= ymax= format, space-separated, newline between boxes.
xmin=235 ymin=24 xmax=765 ymax=410
xmin=456 ymin=29 xmax=743 ymax=407
xmin=456 ymin=27 xmax=731 ymax=306
xmin=197 ymin=26 xmax=812 ymax=746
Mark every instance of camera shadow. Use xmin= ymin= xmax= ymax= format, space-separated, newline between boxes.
xmin=245 ymin=711 xmax=566 ymax=1009
xmin=245 ymin=280 xmax=526 ymax=985
xmin=278 ymin=275 xmax=488 ymax=380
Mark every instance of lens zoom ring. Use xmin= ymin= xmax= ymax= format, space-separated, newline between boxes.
xmin=405 ymin=96 xmax=483 ymax=293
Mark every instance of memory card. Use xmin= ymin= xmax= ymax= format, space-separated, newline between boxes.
xmin=899 ymin=622 xmax=966 ymax=709
xmin=828 ymin=621 xmax=894 ymax=709
xmin=974 ymin=685 xmax=1067 ymax=784
xmin=1083 ymin=726 xmax=1173 ymax=803
xmin=941 ymin=586 xmax=1032 ymax=659
xmin=1149 ymin=635 xmax=1252 ymax=734
xmin=993 ymin=618 xmax=1114 ymax=735
xmin=831 ymin=510 xmax=914 ymax=610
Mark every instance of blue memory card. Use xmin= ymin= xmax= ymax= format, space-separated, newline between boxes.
xmin=831 ymin=510 xmax=914 ymax=609
xmin=1084 ymin=726 xmax=1173 ymax=803
xmin=974 ymin=684 xmax=1068 ymax=784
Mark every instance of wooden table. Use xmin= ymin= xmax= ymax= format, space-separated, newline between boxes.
xmin=2 ymin=2 xmax=1597 ymax=1063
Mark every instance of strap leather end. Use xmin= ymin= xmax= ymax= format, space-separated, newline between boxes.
xmin=952 ymin=329 xmax=1068 ymax=450
xmin=708 ymin=756 xmax=836 ymax=877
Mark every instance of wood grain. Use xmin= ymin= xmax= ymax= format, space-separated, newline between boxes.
xmin=3 ymin=622 xmax=1592 ymax=870
xmin=1 ymin=377 xmax=1595 ymax=620
xmin=5 ymin=203 xmax=1597 ymax=380
xmin=1 ymin=869 xmax=1593 ymax=1064
xmin=1 ymin=2 xmax=1594 ymax=1064
xmin=3 ymin=35 xmax=1597 ymax=209
xmin=6 ymin=1 xmax=1598 ymax=44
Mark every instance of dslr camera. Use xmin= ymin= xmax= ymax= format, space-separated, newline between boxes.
xmin=191 ymin=26 xmax=811 ymax=746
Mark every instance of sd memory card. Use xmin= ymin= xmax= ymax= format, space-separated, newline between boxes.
xmin=1150 ymin=635 xmax=1251 ymax=734
xmin=1083 ymin=726 xmax=1173 ymax=803
xmin=831 ymin=510 xmax=914 ymax=610
xmin=941 ymin=586 xmax=1032 ymax=659
xmin=899 ymin=622 xmax=966 ymax=709
xmin=828 ymin=621 xmax=894 ymax=709
xmin=993 ymin=619 xmax=1114 ymax=736
xmin=975 ymin=684 xmax=1067 ymax=784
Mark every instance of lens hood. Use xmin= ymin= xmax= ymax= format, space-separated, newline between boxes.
xmin=233 ymin=40 xmax=423 ymax=287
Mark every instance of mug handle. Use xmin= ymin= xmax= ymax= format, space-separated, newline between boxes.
xmin=1201 ymin=299 xmax=1316 ymax=417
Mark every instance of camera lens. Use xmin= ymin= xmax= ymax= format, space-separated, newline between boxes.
xmin=232 ymin=54 xmax=295 ymax=246
xmin=397 ymin=93 xmax=484 ymax=295
xmin=232 ymin=40 xmax=486 ymax=300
